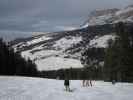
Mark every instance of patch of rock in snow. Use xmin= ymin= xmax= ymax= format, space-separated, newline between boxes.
xmin=53 ymin=36 xmax=82 ymax=51
xmin=0 ymin=76 xmax=133 ymax=100
xmin=31 ymin=45 xmax=44 ymax=51
xmin=115 ymin=7 xmax=133 ymax=16
xmin=26 ymin=36 xmax=51 ymax=46
xmin=86 ymin=6 xmax=133 ymax=26
xmin=113 ymin=16 xmax=133 ymax=23
xmin=21 ymin=49 xmax=60 ymax=61
xmin=89 ymin=35 xmax=116 ymax=48
xmin=88 ymin=14 xmax=113 ymax=26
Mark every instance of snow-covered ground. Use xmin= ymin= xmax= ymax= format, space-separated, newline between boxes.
xmin=35 ymin=57 xmax=83 ymax=70
xmin=22 ymin=49 xmax=83 ymax=71
xmin=0 ymin=76 xmax=133 ymax=100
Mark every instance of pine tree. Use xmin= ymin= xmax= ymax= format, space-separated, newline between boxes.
xmin=81 ymin=47 xmax=105 ymax=80
xmin=104 ymin=22 xmax=133 ymax=82
xmin=0 ymin=38 xmax=38 ymax=77
xmin=104 ymin=39 xmax=120 ymax=81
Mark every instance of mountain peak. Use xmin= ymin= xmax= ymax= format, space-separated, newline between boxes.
xmin=89 ymin=8 xmax=119 ymax=17
xmin=85 ymin=5 xmax=133 ymax=26
xmin=125 ymin=4 xmax=133 ymax=9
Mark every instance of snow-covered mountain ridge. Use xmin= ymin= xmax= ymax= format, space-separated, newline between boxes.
xmin=83 ymin=5 xmax=133 ymax=27
xmin=12 ymin=25 xmax=116 ymax=71
xmin=12 ymin=31 xmax=85 ymax=70
xmin=11 ymin=5 xmax=133 ymax=71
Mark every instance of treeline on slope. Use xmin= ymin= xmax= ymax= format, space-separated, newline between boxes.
xmin=39 ymin=67 xmax=102 ymax=80
xmin=80 ymin=22 xmax=133 ymax=82
xmin=80 ymin=48 xmax=105 ymax=80
xmin=1 ymin=22 xmax=133 ymax=82
xmin=104 ymin=22 xmax=133 ymax=82
xmin=0 ymin=39 xmax=38 ymax=77
xmin=0 ymin=38 xmax=103 ymax=79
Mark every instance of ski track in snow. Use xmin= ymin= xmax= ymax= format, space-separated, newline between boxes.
xmin=0 ymin=76 xmax=133 ymax=100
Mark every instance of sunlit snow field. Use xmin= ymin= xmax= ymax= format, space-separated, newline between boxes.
xmin=0 ymin=76 xmax=133 ymax=100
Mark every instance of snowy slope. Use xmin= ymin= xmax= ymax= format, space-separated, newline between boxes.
xmin=35 ymin=57 xmax=83 ymax=70
xmin=15 ymin=33 xmax=83 ymax=71
xmin=12 ymin=5 xmax=133 ymax=71
xmin=12 ymin=26 xmax=116 ymax=71
xmin=53 ymin=36 xmax=82 ymax=50
xmin=0 ymin=76 xmax=133 ymax=100
xmin=89 ymin=35 xmax=116 ymax=48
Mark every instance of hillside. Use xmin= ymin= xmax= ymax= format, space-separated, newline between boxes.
xmin=11 ymin=5 xmax=133 ymax=71
xmin=11 ymin=24 xmax=115 ymax=71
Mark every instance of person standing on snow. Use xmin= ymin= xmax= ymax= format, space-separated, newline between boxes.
xmin=64 ymin=69 xmax=71 ymax=92
xmin=64 ymin=78 xmax=70 ymax=91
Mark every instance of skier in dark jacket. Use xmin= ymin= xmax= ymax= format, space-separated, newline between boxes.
xmin=112 ymin=80 xmax=116 ymax=85
xmin=64 ymin=79 xmax=70 ymax=91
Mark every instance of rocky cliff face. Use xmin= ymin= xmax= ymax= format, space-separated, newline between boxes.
xmin=83 ymin=5 xmax=133 ymax=27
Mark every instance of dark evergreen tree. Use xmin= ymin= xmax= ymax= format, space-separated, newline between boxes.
xmin=80 ymin=47 xmax=105 ymax=80
xmin=0 ymin=38 xmax=38 ymax=77
xmin=104 ymin=22 xmax=133 ymax=82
